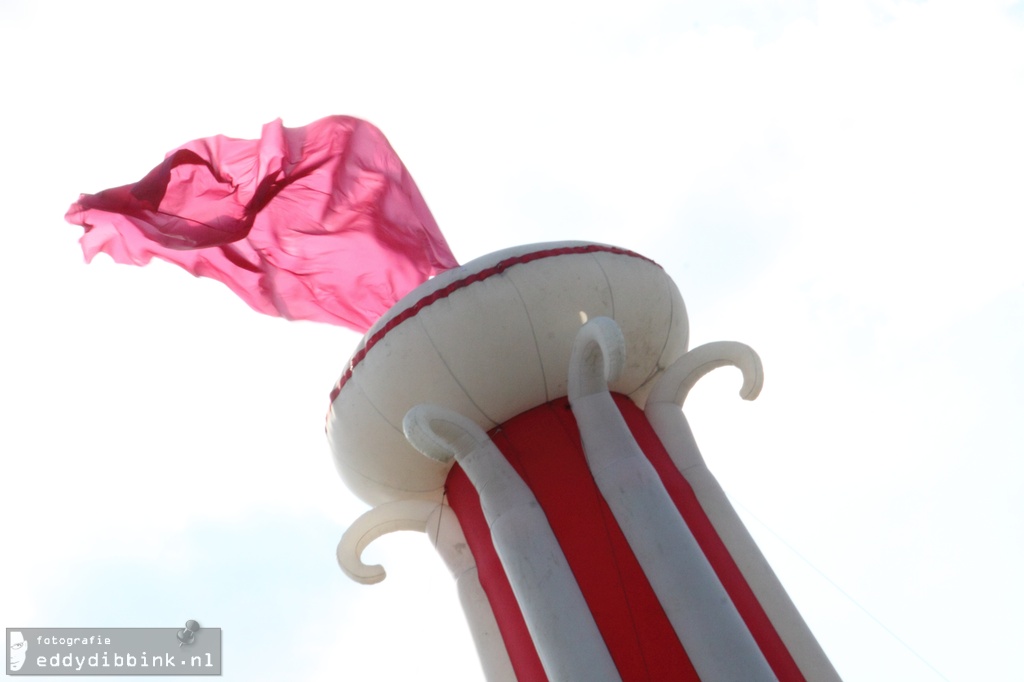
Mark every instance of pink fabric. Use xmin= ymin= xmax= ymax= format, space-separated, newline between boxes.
xmin=65 ymin=116 xmax=458 ymax=332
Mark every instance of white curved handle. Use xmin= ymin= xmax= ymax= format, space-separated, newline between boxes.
xmin=403 ymin=403 xmax=490 ymax=463
xmin=568 ymin=317 xmax=626 ymax=402
xmin=647 ymin=341 xmax=763 ymax=408
xmin=337 ymin=500 xmax=441 ymax=584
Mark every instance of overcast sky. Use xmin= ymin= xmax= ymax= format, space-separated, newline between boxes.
xmin=2 ymin=1 xmax=1023 ymax=680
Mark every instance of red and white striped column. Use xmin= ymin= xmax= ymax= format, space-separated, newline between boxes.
xmin=330 ymin=242 xmax=839 ymax=681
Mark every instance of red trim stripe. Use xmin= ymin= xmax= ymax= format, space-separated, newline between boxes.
xmin=329 ymin=245 xmax=657 ymax=403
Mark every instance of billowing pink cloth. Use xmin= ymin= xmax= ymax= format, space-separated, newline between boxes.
xmin=65 ymin=116 xmax=458 ymax=332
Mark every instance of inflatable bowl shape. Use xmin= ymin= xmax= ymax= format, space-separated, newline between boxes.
xmin=327 ymin=241 xmax=689 ymax=506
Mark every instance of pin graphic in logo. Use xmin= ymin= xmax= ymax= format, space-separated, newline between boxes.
xmin=176 ymin=620 xmax=201 ymax=647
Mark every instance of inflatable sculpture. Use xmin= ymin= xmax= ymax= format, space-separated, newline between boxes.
xmin=330 ymin=243 xmax=839 ymax=681
xmin=66 ymin=117 xmax=838 ymax=681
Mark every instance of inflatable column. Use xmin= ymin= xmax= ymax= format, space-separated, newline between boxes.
xmin=330 ymin=242 xmax=839 ymax=681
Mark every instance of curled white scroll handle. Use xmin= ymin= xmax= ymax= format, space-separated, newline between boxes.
xmin=647 ymin=340 xmax=763 ymax=409
xmin=337 ymin=499 xmax=441 ymax=585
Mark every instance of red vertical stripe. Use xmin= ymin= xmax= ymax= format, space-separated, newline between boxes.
xmin=494 ymin=399 xmax=699 ymax=681
xmin=445 ymin=395 xmax=806 ymax=681
xmin=445 ymin=464 xmax=549 ymax=682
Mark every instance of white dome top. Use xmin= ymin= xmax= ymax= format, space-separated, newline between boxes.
xmin=327 ymin=241 xmax=689 ymax=505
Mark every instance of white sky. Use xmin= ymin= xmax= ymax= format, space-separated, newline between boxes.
xmin=2 ymin=1 xmax=1023 ymax=679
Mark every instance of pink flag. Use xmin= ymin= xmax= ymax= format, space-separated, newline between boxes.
xmin=65 ymin=116 xmax=458 ymax=332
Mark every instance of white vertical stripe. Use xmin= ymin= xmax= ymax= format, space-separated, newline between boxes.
xmin=404 ymin=404 xmax=621 ymax=682
xmin=646 ymin=345 xmax=841 ymax=682
xmin=570 ymin=318 xmax=777 ymax=682
xmin=427 ymin=504 xmax=517 ymax=682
